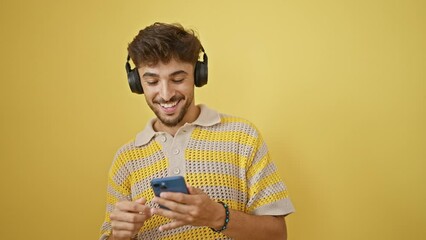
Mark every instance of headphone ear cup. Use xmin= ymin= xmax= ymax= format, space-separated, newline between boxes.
xmin=127 ymin=69 xmax=144 ymax=94
xmin=194 ymin=61 xmax=208 ymax=87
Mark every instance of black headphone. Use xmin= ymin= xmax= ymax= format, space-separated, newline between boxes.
xmin=125 ymin=47 xmax=208 ymax=94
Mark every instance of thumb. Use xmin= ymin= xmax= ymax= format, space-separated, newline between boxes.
xmin=187 ymin=185 xmax=204 ymax=195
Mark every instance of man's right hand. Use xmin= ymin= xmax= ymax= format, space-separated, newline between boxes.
xmin=109 ymin=197 xmax=152 ymax=240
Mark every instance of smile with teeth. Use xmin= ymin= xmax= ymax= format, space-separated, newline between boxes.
xmin=160 ymin=101 xmax=179 ymax=109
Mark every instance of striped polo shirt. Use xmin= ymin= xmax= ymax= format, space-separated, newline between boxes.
xmin=100 ymin=105 xmax=295 ymax=239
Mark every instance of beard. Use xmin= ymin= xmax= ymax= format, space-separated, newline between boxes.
xmin=147 ymin=92 xmax=194 ymax=127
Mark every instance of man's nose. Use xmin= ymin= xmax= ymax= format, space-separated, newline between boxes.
xmin=159 ymin=81 xmax=174 ymax=101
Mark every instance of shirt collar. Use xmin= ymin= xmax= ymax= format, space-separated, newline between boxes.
xmin=134 ymin=104 xmax=221 ymax=147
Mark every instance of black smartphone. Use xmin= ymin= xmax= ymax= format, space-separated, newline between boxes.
xmin=150 ymin=175 xmax=189 ymax=198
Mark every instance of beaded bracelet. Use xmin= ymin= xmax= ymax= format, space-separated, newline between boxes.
xmin=210 ymin=201 xmax=230 ymax=233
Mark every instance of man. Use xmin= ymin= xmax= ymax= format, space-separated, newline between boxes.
xmin=100 ymin=22 xmax=295 ymax=240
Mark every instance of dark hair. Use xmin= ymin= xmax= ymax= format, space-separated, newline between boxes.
xmin=128 ymin=22 xmax=202 ymax=67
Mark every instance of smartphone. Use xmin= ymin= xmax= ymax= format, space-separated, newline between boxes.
xmin=150 ymin=175 xmax=189 ymax=198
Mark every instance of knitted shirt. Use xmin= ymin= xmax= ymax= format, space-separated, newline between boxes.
xmin=100 ymin=105 xmax=295 ymax=240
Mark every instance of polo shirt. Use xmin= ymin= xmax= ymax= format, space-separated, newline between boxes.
xmin=100 ymin=104 xmax=295 ymax=239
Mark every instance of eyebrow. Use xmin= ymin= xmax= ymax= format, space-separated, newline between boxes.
xmin=142 ymin=70 xmax=188 ymax=78
xmin=169 ymin=70 xmax=188 ymax=77
xmin=142 ymin=72 xmax=159 ymax=78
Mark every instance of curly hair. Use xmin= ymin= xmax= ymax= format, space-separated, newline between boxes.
xmin=128 ymin=22 xmax=202 ymax=67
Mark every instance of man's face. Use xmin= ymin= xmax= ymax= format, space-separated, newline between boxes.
xmin=138 ymin=58 xmax=196 ymax=127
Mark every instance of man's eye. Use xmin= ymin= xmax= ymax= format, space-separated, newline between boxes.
xmin=173 ymin=79 xmax=184 ymax=83
xmin=146 ymin=81 xmax=158 ymax=85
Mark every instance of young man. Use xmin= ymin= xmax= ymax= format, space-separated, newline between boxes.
xmin=100 ymin=22 xmax=295 ymax=240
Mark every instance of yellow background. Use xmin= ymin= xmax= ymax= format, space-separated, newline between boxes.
xmin=1 ymin=0 xmax=425 ymax=239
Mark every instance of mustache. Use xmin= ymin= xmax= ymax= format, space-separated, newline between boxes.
xmin=153 ymin=95 xmax=184 ymax=104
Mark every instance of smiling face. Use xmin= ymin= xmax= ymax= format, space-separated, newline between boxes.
xmin=138 ymin=58 xmax=199 ymax=130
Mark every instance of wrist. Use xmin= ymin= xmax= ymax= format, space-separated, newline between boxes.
xmin=210 ymin=201 xmax=230 ymax=233
xmin=210 ymin=202 xmax=225 ymax=229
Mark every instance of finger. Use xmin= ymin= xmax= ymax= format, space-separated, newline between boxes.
xmin=151 ymin=204 xmax=193 ymax=223
xmin=135 ymin=197 xmax=147 ymax=204
xmin=140 ymin=206 xmax=152 ymax=216
xmin=159 ymin=189 xmax=207 ymax=207
xmin=115 ymin=201 xmax=147 ymax=213
xmin=111 ymin=219 xmax=142 ymax=232
xmin=134 ymin=197 xmax=151 ymax=215
xmin=158 ymin=191 xmax=191 ymax=204
xmin=110 ymin=211 xmax=147 ymax=223
xmin=152 ymin=196 xmax=191 ymax=214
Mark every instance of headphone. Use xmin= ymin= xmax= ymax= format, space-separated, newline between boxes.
xmin=125 ymin=47 xmax=208 ymax=94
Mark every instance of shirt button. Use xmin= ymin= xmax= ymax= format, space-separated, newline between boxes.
xmin=160 ymin=135 xmax=166 ymax=142
xmin=173 ymin=168 xmax=181 ymax=175
xmin=173 ymin=149 xmax=180 ymax=155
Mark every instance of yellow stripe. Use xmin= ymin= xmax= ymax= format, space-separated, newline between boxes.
xmin=185 ymin=149 xmax=248 ymax=167
xmin=219 ymin=199 xmax=246 ymax=212
xmin=110 ymin=142 xmax=163 ymax=177
xmin=186 ymin=173 xmax=243 ymax=191
xmin=249 ymin=172 xmax=281 ymax=197
xmin=247 ymin=154 xmax=269 ymax=180
xmin=133 ymin=188 xmax=155 ymax=202
xmin=106 ymin=195 xmax=118 ymax=206
xmin=161 ymin=227 xmax=220 ymax=240
xmin=130 ymin=158 xmax=168 ymax=184
xmin=221 ymin=116 xmax=254 ymax=126
xmin=191 ymin=128 xmax=257 ymax=145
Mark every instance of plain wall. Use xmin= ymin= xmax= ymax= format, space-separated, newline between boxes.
xmin=0 ymin=0 xmax=425 ymax=239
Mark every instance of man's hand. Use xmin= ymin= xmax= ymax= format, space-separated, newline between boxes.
xmin=109 ymin=197 xmax=152 ymax=240
xmin=150 ymin=186 xmax=225 ymax=231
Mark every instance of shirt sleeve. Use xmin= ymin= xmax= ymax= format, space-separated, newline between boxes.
xmin=99 ymin=151 xmax=132 ymax=240
xmin=245 ymin=129 xmax=295 ymax=216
